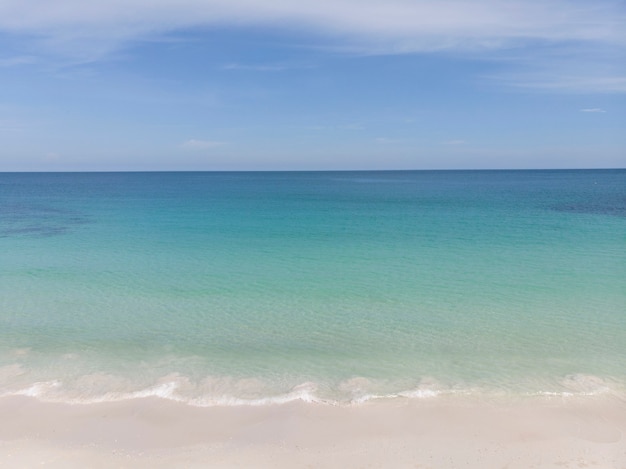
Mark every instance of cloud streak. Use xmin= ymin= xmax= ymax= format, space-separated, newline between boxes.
xmin=0 ymin=0 xmax=624 ymax=92
xmin=221 ymin=63 xmax=288 ymax=72
xmin=181 ymin=139 xmax=227 ymax=150
xmin=1 ymin=1 xmax=624 ymax=55
xmin=0 ymin=55 xmax=37 ymax=67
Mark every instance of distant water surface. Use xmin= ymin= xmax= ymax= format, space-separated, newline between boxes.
xmin=0 ymin=170 xmax=624 ymax=404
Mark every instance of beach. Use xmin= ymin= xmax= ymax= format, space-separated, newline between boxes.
xmin=2 ymin=0 xmax=624 ymax=462
xmin=1 ymin=394 xmax=625 ymax=468
xmin=1 ymin=170 xmax=625 ymax=467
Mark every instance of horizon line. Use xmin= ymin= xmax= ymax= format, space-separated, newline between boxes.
xmin=0 ymin=167 xmax=624 ymax=174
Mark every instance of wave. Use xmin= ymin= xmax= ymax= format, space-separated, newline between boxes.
xmin=1 ymin=372 xmax=623 ymax=407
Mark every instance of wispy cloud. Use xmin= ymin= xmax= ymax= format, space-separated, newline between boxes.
xmin=482 ymin=39 xmax=626 ymax=94
xmin=181 ymin=139 xmax=227 ymax=150
xmin=580 ymin=108 xmax=606 ymax=113
xmin=0 ymin=1 xmax=624 ymax=91
xmin=1 ymin=1 xmax=623 ymax=56
xmin=0 ymin=55 xmax=37 ymax=67
xmin=442 ymin=139 xmax=466 ymax=145
xmin=221 ymin=63 xmax=288 ymax=72
xmin=304 ymin=122 xmax=365 ymax=131
xmin=497 ymin=73 xmax=626 ymax=94
xmin=375 ymin=137 xmax=401 ymax=144
xmin=342 ymin=123 xmax=365 ymax=130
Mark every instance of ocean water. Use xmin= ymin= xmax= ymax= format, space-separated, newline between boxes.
xmin=0 ymin=170 xmax=625 ymax=405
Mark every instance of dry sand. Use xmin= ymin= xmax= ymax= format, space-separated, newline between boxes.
xmin=0 ymin=394 xmax=625 ymax=468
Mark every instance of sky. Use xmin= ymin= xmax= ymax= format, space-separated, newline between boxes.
xmin=0 ymin=0 xmax=625 ymax=171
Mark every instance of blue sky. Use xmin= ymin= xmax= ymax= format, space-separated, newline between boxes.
xmin=0 ymin=0 xmax=625 ymax=170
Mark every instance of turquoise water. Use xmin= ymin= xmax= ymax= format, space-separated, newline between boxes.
xmin=1 ymin=170 xmax=625 ymax=404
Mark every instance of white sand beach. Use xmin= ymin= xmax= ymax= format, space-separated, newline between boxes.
xmin=1 ymin=395 xmax=624 ymax=468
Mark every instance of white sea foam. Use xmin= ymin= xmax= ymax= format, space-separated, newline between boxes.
xmin=189 ymin=382 xmax=324 ymax=407
xmin=0 ymin=371 xmax=624 ymax=407
xmin=5 ymin=380 xmax=62 ymax=398
xmin=397 ymin=389 xmax=440 ymax=399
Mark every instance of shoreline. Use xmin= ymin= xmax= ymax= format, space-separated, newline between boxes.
xmin=1 ymin=394 xmax=624 ymax=468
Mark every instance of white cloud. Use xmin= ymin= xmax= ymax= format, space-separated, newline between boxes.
xmin=375 ymin=137 xmax=401 ymax=144
xmin=580 ymin=108 xmax=606 ymax=113
xmin=221 ymin=63 xmax=287 ymax=72
xmin=442 ymin=139 xmax=466 ymax=145
xmin=0 ymin=1 xmax=624 ymax=92
xmin=181 ymin=139 xmax=227 ymax=150
xmin=0 ymin=1 xmax=623 ymax=57
xmin=0 ymin=55 xmax=37 ymax=67
xmin=498 ymin=73 xmax=626 ymax=94
xmin=342 ymin=123 xmax=365 ymax=130
xmin=481 ymin=39 xmax=626 ymax=93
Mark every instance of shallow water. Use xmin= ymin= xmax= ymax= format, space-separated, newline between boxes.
xmin=1 ymin=170 xmax=625 ymax=404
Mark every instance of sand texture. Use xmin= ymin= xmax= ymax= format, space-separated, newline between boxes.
xmin=0 ymin=395 xmax=625 ymax=468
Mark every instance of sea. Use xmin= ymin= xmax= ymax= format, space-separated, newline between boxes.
xmin=1 ymin=170 xmax=624 ymax=405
